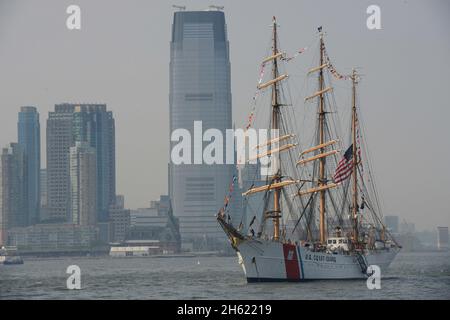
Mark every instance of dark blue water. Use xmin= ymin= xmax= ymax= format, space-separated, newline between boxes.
xmin=1 ymin=251 xmax=449 ymax=299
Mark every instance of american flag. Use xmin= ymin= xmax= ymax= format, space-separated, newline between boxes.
xmin=333 ymin=144 xmax=354 ymax=183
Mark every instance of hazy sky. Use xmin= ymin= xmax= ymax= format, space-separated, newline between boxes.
xmin=0 ymin=0 xmax=449 ymax=230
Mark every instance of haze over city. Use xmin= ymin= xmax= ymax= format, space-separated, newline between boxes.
xmin=0 ymin=0 xmax=449 ymax=231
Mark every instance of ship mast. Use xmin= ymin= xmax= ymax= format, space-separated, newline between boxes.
xmin=298 ymin=29 xmax=340 ymax=243
xmin=271 ymin=16 xmax=281 ymax=241
xmin=318 ymin=32 xmax=326 ymax=244
xmin=237 ymin=17 xmax=295 ymax=241
xmin=351 ymin=69 xmax=359 ymax=243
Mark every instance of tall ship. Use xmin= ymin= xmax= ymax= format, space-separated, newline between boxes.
xmin=217 ymin=17 xmax=400 ymax=281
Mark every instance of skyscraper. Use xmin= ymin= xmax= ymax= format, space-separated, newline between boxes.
xmin=46 ymin=104 xmax=75 ymax=222
xmin=0 ymin=143 xmax=27 ymax=245
xmin=46 ymin=103 xmax=116 ymax=223
xmin=18 ymin=106 xmax=40 ymax=225
xmin=72 ymin=104 xmax=116 ymax=222
xmin=169 ymin=10 xmax=234 ymax=243
xmin=70 ymin=141 xmax=97 ymax=226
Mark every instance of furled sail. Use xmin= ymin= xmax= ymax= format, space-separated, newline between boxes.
xmin=258 ymin=74 xmax=288 ymax=90
xmin=296 ymin=183 xmax=338 ymax=197
xmin=255 ymin=134 xmax=295 ymax=149
xmin=249 ymin=143 xmax=297 ymax=161
xmin=297 ymin=149 xmax=338 ymax=165
xmin=243 ymin=180 xmax=298 ymax=196
xmin=305 ymin=86 xmax=333 ymax=101
xmin=262 ymin=52 xmax=284 ymax=64
xmin=300 ymin=140 xmax=338 ymax=156
xmin=307 ymin=63 xmax=328 ymax=75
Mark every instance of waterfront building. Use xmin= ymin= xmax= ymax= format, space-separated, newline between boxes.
xmin=0 ymin=143 xmax=27 ymax=246
xmin=109 ymin=195 xmax=130 ymax=243
xmin=46 ymin=104 xmax=75 ymax=222
xmin=18 ymin=106 xmax=41 ymax=225
xmin=96 ymin=222 xmax=113 ymax=244
xmin=129 ymin=196 xmax=180 ymax=252
xmin=6 ymin=223 xmax=97 ymax=253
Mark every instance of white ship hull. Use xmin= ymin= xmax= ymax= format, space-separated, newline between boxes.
xmin=235 ymin=239 xmax=399 ymax=282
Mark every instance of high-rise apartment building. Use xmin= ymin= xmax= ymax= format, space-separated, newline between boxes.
xmin=168 ymin=10 xmax=235 ymax=243
xmin=46 ymin=104 xmax=75 ymax=222
xmin=18 ymin=106 xmax=41 ymax=225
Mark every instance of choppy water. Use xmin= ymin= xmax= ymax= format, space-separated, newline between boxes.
xmin=0 ymin=251 xmax=449 ymax=299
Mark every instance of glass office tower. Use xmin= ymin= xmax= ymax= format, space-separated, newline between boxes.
xmin=0 ymin=143 xmax=27 ymax=246
xmin=18 ymin=106 xmax=40 ymax=225
xmin=169 ymin=10 xmax=236 ymax=245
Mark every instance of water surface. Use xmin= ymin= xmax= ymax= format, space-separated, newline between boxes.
xmin=1 ymin=251 xmax=449 ymax=299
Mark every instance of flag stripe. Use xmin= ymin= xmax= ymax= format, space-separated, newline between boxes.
xmin=335 ymin=164 xmax=352 ymax=176
xmin=335 ymin=166 xmax=352 ymax=179
xmin=335 ymin=165 xmax=353 ymax=177
xmin=334 ymin=161 xmax=352 ymax=176
xmin=334 ymin=169 xmax=353 ymax=183
xmin=333 ymin=144 xmax=354 ymax=183
xmin=334 ymin=162 xmax=352 ymax=176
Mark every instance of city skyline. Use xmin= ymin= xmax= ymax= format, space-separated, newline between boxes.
xmin=1 ymin=103 xmax=119 ymax=247
xmin=0 ymin=0 xmax=449 ymax=231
